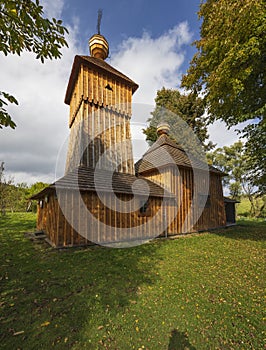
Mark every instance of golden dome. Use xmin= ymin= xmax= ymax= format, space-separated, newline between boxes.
xmin=157 ymin=122 xmax=170 ymax=136
xmin=88 ymin=34 xmax=109 ymax=60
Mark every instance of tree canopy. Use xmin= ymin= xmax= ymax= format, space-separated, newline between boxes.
xmin=244 ymin=121 xmax=266 ymax=194
xmin=181 ymin=0 xmax=266 ymax=125
xmin=182 ymin=0 xmax=266 ymax=194
xmin=207 ymin=141 xmax=248 ymax=200
xmin=0 ymin=0 xmax=68 ymax=129
xmin=143 ymin=88 xmax=214 ymax=151
xmin=0 ymin=162 xmax=49 ymax=213
xmin=207 ymin=141 xmax=265 ymax=217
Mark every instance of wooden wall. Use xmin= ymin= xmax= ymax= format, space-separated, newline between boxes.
xmin=65 ymin=64 xmax=134 ymax=175
xmin=36 ymin=167 xmax=226 ymax=247
xmin=141 ymin=166 xmax=226 ymax=234
xmin=69 ymin=65 xmax=132 ymax=123
xmin=194 ymin=171 xmax=226 ymax=231
xmin=36 ymin=190 xmax=165 ymax=248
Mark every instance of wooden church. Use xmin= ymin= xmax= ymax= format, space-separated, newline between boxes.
xmin=32 ymin=27 xmax=227 ymax=248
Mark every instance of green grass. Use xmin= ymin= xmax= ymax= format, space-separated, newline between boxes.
xmin=0 ymin=213 xmax=265 ymax=350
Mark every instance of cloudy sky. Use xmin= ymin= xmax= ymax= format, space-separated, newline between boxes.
xmin=0 ymin=0 xmax=240 ymax=185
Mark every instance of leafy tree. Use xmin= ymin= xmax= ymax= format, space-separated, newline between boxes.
xmin=182 ymin=0 xmax=265 ymax=125
xmin=5 ymin=182 xmax=29 ymax=212
xmin=0 ymin=162 xmax=6 ymax=214
xmin=28 ymin=182 xmax=48 ymax=197
xmin=0 ymin=162 xmax=49 ymax=213
xmin=243 ymin=121 xmax=266 ymax=195
xmin=0 ymin=163 xmax=28 ymax=212
xmin=0 ymin=162 xmax=13 ymax=214
xmin=143 ymin=88 xmax=214 ymax=151
xmin=0 ymin=0 xmax=68 ymax=129
xmin=181 ymin=0 xmax=265 ymax=193
xmin=27 ymin=181 xmax=48 ymax=212
xmin=208 ymin=141 xmax=243 ymax=200
xmin=208 ymin=141 xmax=262 ymax=216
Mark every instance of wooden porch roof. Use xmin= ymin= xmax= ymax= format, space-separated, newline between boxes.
xmin=31 ymin=165 xmax=174 ymax=200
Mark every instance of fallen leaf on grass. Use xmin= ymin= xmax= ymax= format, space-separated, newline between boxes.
xmin=41 ymin=321 xmax=50 ymax=327
xmin=13 ymin=331 xmax=24 ymax=336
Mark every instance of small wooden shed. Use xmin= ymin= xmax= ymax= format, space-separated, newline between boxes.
xmin=224 ymin=197 xmax=239 ymax=225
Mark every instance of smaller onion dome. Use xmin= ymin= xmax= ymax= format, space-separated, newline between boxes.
xmin=157 ymin=122 xmax=170 ymax=136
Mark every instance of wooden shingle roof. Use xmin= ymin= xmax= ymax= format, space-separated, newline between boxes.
xmin=65 ymin=55 xmax=139 ymax=105
xmin=135 ymin=134 xmax=225 ymax=175
xmin=31 ymin=166 xmax=174 ymax=199
xmin=224 ymin=197 xmax=240 ymax=203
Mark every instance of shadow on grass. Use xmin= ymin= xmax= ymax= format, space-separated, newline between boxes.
xmin=0 ymin=214 xmax=163 ymax=348
xmin=168 ymin=329 xmax=197 ymax=350
xmin=214 ymin=219 xmax=266 ymax=242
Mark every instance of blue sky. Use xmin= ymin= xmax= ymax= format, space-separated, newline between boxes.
xmin=61 ymin=0 xmax=202 ymax=82
xmin=62 ymin=0 xmax=201 ymax=49
xmin=0 ymin=0 xmax=240 ymax=184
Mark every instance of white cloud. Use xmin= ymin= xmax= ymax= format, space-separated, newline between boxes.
xmin=109 ymin=23 xmax=194 ymax=161
xmin=0 ymin=17 xmax=80 ymax=184
xmin=110 ymin=22 xmax=192 ymax=105
xmin=208 ymin=120 xmax=246 ymax=148
xmin=41 ymin=0 xmax=64 ymax=19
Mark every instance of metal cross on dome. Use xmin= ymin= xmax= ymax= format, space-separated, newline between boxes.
xmin=97 ymin=9 xmax=103 ymax=35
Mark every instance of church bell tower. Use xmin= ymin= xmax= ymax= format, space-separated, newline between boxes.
xmin=64 ymin=11 xmax=138 ymax=174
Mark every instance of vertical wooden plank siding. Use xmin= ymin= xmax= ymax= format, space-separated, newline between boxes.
xmin=66 ymin=63 xmax=135 ymax=175
xmin=139 ymin=166 xmax=226 ymax=235
xmin=37 ymin=190 xmax=166 ymax=247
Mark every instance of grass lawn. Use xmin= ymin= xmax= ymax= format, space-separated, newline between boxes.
xmin=0 ymin=213 xmax=265 ymax=349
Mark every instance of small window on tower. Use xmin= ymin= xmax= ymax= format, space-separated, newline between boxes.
xmin=105 ymin=84 xmax=113 ymax=91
